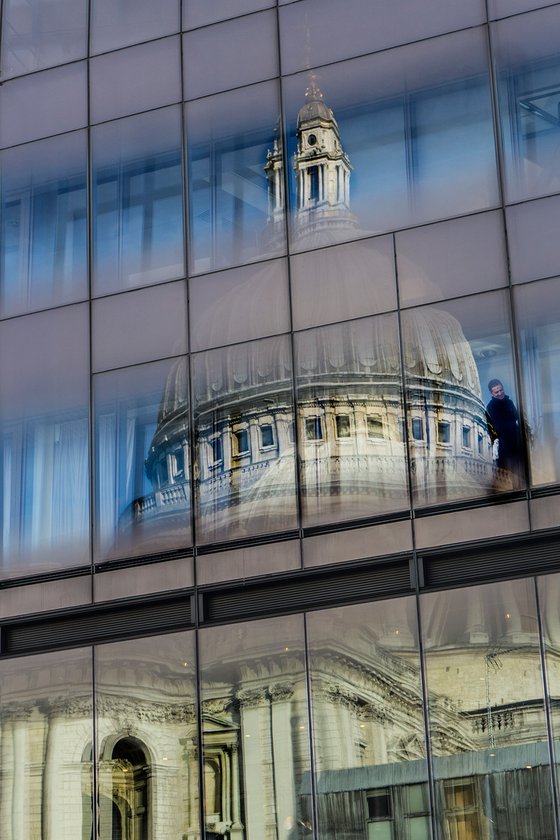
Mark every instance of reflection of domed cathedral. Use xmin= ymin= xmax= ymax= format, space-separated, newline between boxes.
xmin=125 ymin=81 xmax=510 ymax=549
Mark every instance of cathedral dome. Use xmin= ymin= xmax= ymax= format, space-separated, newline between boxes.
xmin=296 ymin=77 xmax=338 ymax=129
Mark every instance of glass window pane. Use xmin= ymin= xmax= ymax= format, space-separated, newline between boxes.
xmin=295 ymin=315 xmax=408 ymax=527
xmin=515 ymin=277 xmax=560 ymax=486
xmin=0 ymin=305 xmax=90 ymax=576
xmin=90 ymin=36 xmax=181 ymax=124
xmin=94 ymin=357 xmax=191 ymax=562
xmin=489 ymin=0 xmax=560 ymax=21
xmin=537 ymin=572 xmax=560 ymax=794
xmin=506 ymin=195 xmax=560 ymax=284
xmin=92 ymin=281 xmax=187 ymax=372
xmin=0 ymin=131 xmax=88 ymax=317
xmin=183 ymin=11 xmax=278 ymax=100
xmin=0 ymin=648 xmax=93 ymax=838
xmin=290 ymin=235 xmax=397 ymax=330
xmin=0 ymin=62 xmax=87 ymax=148
xmin=183 ymin=0 xmax=274 ymax=29
xmin=95 ymin=633 xmax=198 ymax=840
xmin=283 ymin=29 xmax=498 ymax=253
xmin=307 ymin=598 xmax=430 ymax=840
xmin=493 ymin=6 xmax=560 ymax=203
xmin=396 ymin=211 xmax=508 ymax=308
xmin=1 ymin=0 xmax=87 ymax=77
xmin=401 ymin=290 xmax=524 ymax=507
xmin=280 ymin=0 xmax=485 ymax=74
xmin=186 ymin=80 xmax=286 ymax=274
xmin=92 ymin=106 xmax=184 ymax=295
xmin=193 ymin=335 xmax=297 ymax=543
xmin=199 ymin=615 xmax=310 ymax=840
xmin=189 ymin=259 xmax=290 ymax=351
xmin=421 ymin=580 xmax=555 ymax=840
xmin=91 ymin=0 xmax=180 ymax=54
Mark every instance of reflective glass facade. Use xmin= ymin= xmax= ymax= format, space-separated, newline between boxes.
xmin=2 ymin=2 xmax=560 ymax=838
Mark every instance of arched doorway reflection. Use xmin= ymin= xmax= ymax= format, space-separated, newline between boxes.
xmin=100 ymin=737 xmax=149 ymax=840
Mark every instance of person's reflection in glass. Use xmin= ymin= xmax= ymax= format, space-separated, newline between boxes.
xmin=486 ymin=378 xmax=524 ymax=486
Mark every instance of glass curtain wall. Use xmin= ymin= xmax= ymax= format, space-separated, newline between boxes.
xmin=3 ymin=576 xmax=560 ymax=837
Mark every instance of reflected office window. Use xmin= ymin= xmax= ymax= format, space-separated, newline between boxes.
xmin=92 ymin=106 xmax=184 ymax=296
xmin=1 ymin=131 xmax=87 ymax=318
xmin=94 ymin=357 xmax=191 ymax=563
xmin=186 ymin=80 xmax=286 ymax=274
xmin=493 ymin=6 xmax=560 ymax=202
xmin=192 ymin=335 xmax=297 ymax=544
xmin=401 ymin=290 xmax=523 ymax=507
xmin=421 ymin=580 xmax=555 ymax=840
xmin=515 ymin=277 xmax=560 ymax=487
xmin=283 ymin=27 xmax=498 ymax=253
xmin=1 ymin=0 xmax=88 ymax=78
xmin=306 ymin=598 xmax=430 ymax=840
xmin=295 ymin=315 xmax=408 ymax=528
xmin=0 ymin=306 xmax=89 ymax=576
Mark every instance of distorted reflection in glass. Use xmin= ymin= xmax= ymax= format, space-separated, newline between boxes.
xmin=282 ymin=27 xmax=498 ymax=253
xmin=0 ymin=306 xmax=89 ymax=575
xmin=92 ymin=106 xmax=184 ymax=296
xmin=401 ymin=290 xmax=522 ymax=507
xmin=199 ymin=615 xmax=310 ymax=840
xmin=421 ymin=580 xmax=554 ymax=839
xmin=1 ymin=131 xmax=87 ymax=318
xmin=295 ymin=315 xmax=408 ymax=527
xmin=493 ymin=6 xmax=560 ymax=203
xmin=186 ymin=80 xmax=285 ymax=274
xmin=0 ymin=647 xmax=93 ymax=839
xmin=96 ymin=633 xmax=199 ymax=840
xmin=515 ymin=277 xmax=560 ymax=487
xmin=1 ymin=0 xmax=88 ymax=78
xmin=536 ymin=573 xmax=560 ymax=796
xmin=193 ymin=335 xmax=297 ymax=544
xmin=94 ymin=357 xmax=191 ymax=563
xmin=306 ymin=598 xmax=431 ymax=840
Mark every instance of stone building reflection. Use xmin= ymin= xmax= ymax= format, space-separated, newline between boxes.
xmin=122 ymin=80 xmax=519 ymax=551
xmin=0 ymin=582 xmax=556 ymax=839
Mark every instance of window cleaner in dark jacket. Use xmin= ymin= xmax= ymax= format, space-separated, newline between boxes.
xmin=486 ymin=378 xmax=524 ymax=480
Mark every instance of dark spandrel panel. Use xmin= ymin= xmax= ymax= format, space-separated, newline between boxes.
xmin=290 ymin=235 xmax=397 ymax=330
xmin=92 ymin=106 xmax=184 ymax=296
xmin=0 ymin=648 xmax=93 ymax=839
xmin=183 ymin=0 xmax=274 ymax=30
xmin=90 ymin=0 xmax=180 ymax=54
xmin=199 ymin=615 xmax=310 ymax=840
xmin=506 ymin=195 xmax=560 ymax=284
xmin=90 ymin=36 xmax=181 ymax=124
xmin=421 ymin=580 xmax=555 ymax=840
xmin=189 ymin=259 xmax=290 ymax=351
xmin=186 ymin=80 xmax=286 ymax=275
xmin=294 ymin=315 xmax=409 ymax=528
xmin=95 ymin=633 xmax=199 ymax=840
xmin=0 ymin=62 xmax=87 ymax=148
xmin=307 ymin=599 xmax=430 ymax=840
xmin=279 ymin=0 xmax=485 ymax=73
xmin=92 ymin=281 xmax=187 ymax=373
xmin=401 ymin=290 xmax=524 ymax=508
xmin=0 ymin=131 xmax=88 ymax=318
xmin=396 ymin=211 xmax=508 ymax=309
xmin=493 ymin=6 xmax=560 ymax=204
xmin=192 ymin=335 xmax=297 ymax=544
xmin=515 ymin=277 xmax=560 ymax=487
xmin=1 ymin=0 xmax=88 ymax=78
xmin=94 ymin=357 xmax=191 ymax=563
xmin=183 ymin=11 xmax=278 ymax=100
xmin=0 ymin=305 xmax=90 ymax=577
xmin=283 ymin=28 xmax=498 ymax=254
